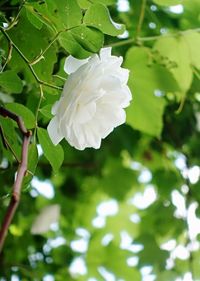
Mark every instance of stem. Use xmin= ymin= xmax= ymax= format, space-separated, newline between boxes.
xmin=29 ymin=25 xmax=79 ymax=65
xmin=0 ymin=106 xmax=32 ymax=253
xmin=29 ymin=32 xmax=61 ymax=66
xmin=0 ymin=27 xmax=62 ymax=91
xmin=33 ymin=85 xmax=44 ymax=143
xmin=136 ymin=0 xmax=147 ymax=39
xmin=53 ymin=74 xmax=67 ymax=81
xmin=5 ymin=0 xmax=26 ymax=31
xmin=1 ymin=42 xmax=13 ymax=72
xmin=109 ymin=27 xmax=200 ymax=48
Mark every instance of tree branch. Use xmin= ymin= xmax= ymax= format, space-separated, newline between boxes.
xmin=0 ymin=106 xmax=32 ymax=253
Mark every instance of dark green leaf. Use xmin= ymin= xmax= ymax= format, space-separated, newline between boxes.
xmin=37 ymin=127 xmax=64 ymax=172
xmin=0 ymin=71 xmax=23 ymax=94
xmin=5 ymin=103 xmax=35 ymax=129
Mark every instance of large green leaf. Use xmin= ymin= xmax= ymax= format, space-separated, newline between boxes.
xmin=84 ymin=3 xmax=125 ymax=36
xmin=59 ymin=31 xmax=91 ymax=59
xmin=5 ymin=103 xmax=35 ymax=129
xmin=59 ymin=25 xmax=104 ymax=58
xmin=70 ymin=26 xmax=104 ymax=53
xmin=124 ymin=47 xmax=179 ymax=137
xmin=37 ymin=127 xmax=64 ymax=172
xmin=153 ymin=35 xmax=193 ymax=93
xmin=0 ymin=116 xmax=21 ymax=163
xmin=0 ymin=71 xmax=23 ymax=94
xmin=26 ymin=0 xmax=82 ymax=31
xmin=25 ymin=5 xmax=43 ymax=30
xmin=183 ymin=30 xmax=200 ymax=70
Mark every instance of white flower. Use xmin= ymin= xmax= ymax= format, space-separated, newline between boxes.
xmin=47 ymin=47 xmax=132 ymax=150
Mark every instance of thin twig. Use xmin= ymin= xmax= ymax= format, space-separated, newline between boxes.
xmin=5 ymin=0 xmax=26 ymax=31
xmin=108 ymin=27 xmax=200 ymax=48
xmin=33 ymin=85 xmax=44 ymax=142
xmin=29 ymin=25 xmax=79 ymax=65
xmin=0 ymin=27 xmax=62 ymax=91
xmin=0 ymin=106 xmax=32 ymax=253
xmin=29 ymin=32 xmax=61 ymax=66
xmin=53 ymin=74 xmax=67 ymax=81
xmin=136 ymin=0 xmax=147 ymax=40
xmin=1 ymin=42 xmax=13 ymax=72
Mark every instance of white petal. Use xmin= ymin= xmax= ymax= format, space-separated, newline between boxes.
xmin=75 ymin=102 xmax=96 ymax=124
xmin=70 ymin=125 xmax=87 ymax=150
xmin=64 ymin=56 xmax=89 ymax=75
xmin=100 ymin=47 xmax=112 ymax=60
xmin=51 ymin=100 xmax=60 ymax=115
xmin=118 ymin=68 xmax=129 ymax=84
xmin=47 ymin=117 xmax=63 ymax=145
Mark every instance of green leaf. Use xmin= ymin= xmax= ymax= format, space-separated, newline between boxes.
xmin=39 ymin=104 xmax=53 ymax=120
xmin=8 ymin=11 xmax=58 ymax=82
xmin=59 ymin=32 xmax=91 ymax=59
xmin=78 ymin=0 xmax=115 ymax=8
xmin=84 ymin=3 xmax=125 ymax=36
xmin=25 ymin=5 xmax=43 ymax=30
xmin=152 ymin=0 xmax=182 ymax=6
xmin=183 ymin=31 xmax=200 ymax=70
xmin=28 ymin=0 xmax=82 ymax=30
xmin=60 ymin=25 xmax=104 ymax=57
xmin=0 ymin=116 xmax=21 ymax=163
xmin=37 ymin=127 xmax=64 ymax=172
xmin=70 ymin=26 xmax=104 ymax=53
xmin=5 ymin=103 xmax=35 ymax=129
xmin=23 ymin=143 xmax=38 ymax=189
xmin=153 ymin=35 xmax=193 ymax=93
xmin=0 ymin=71 xmax=23 ymax=94
xmin=124 ymin=47 xmax=179 ymax=137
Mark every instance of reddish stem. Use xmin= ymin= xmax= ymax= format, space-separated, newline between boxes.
xmin=0 ymin=106 xmax=32 ymax=252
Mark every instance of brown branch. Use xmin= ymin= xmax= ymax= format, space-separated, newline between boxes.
xmin=0 ymin=106 xmax=32 ymax=253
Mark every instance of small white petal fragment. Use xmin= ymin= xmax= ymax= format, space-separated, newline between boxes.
xmin=31 ymin=204 xmax=60 ymax=234
xmin=48 ymin=47 xmax=132 ymax=150
xmin=64 ymin=56 xmax=89 ymax=75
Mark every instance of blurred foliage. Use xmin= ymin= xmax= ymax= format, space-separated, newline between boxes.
xmin=0 ymin=0 xmax=200 ymax=280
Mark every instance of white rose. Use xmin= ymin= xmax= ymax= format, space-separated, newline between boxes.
xmin=47 ymin=47 xmax=132 ymax=150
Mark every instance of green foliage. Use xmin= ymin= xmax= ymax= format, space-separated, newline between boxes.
xmin=84 ymin=3 xmax=125 ymax=36
xmin=0 ymin=71 xmax=23 ymax=94
xmin=125 ymin=47 xmax=179 ymax=136
xmin=37 ymin=127 xmax=64 ymax=172
xmin=5 ymin=103 xmax=35 ymax=129
xmin=0 ymin=0 xmax=200 ymax=281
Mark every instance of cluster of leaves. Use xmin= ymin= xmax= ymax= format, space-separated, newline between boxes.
xmin=0 ymin=0 xmax=200 ymax=280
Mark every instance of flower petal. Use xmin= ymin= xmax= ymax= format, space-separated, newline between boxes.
xmin=64 ymin=56 xmax=89 ymax=75
xmin=75 ymin=101 xmax=96 ymax=124
xmin=100 ymin=47 xmax=112 ymax=60
xmin=47 ymin=117 xmax=63 ymax=145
